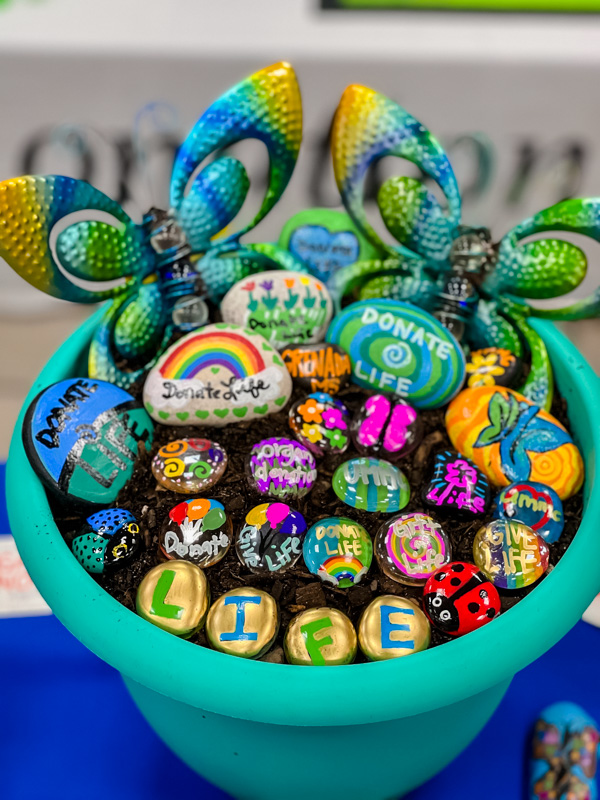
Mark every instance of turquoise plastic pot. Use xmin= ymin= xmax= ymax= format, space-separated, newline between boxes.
xmin=7 ymin=312 xmax=600 ymax=800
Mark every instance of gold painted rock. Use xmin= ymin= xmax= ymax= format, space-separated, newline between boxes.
xmin=136 ymin=561 xmax=210 ymax=638
xmin=206 ymin=588 xmax=279 ymax=659
xmin=445 ymin=386 xmax=584 ymax=500
xmin=284 ymin=607 xmax=357 ymax=666
xmin=358 ymin=595 xmax=430 ymax=661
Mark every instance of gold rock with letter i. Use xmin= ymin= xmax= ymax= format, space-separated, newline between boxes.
xmin=206 ymin=587 xmax=279 ymax=659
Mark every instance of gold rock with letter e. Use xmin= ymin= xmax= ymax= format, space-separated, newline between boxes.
xmin=358 ymin=595 xmax=430 ymax=661
xmin=206 ymin=587 xmax=278 ymax=659
xmin=136 ymin=560 xmax=210 ymax=638
xmin=284 ymin=607 xmax=357 ymax=666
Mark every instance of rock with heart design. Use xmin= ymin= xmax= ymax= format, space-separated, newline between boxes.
xmin=220 ymin=271 xmax=333 ymax=348
xmin=446 ymin=386 xmax=584 ymax=500
xmin=289 ymin=392 xmax=351 ymax=456
xmin=235 ymin=502 xmax=307 ymax=575
xmin=350 ymin=394 xmax=422 ymax=461
xmin=151 ymin=438 xmax=227 ymax=493
xmin=160 ymin=497 xmax=232 ymax=568
xmin=280 ymin=342 xmax=351 ymax=395
xmin=143 ymin=323 xmax=292 ymax=427
xmin=493 ymin=481 xmax=564 ymax=544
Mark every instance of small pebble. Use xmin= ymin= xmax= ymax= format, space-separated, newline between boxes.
xmin=374 ymin=513 xmax=452 ymax=586
xmin=247 ymin=437 xmax=317 ymax=499
xmin=493 ymin=481 xmax=564 ymax=544
xmin=160 ymin=498 xmax=232 ymax=568
xmin=280 ymin=342 xmax=351 ymax=395
xmin=465 ymin=347 xmax=521 ymax=389
xmin=422 ymin=450 xmax=490 ymax=518
xmin=351 ymin=394 xmax=422 ymax=461
xmin=72 ymin=508 xmax=141 ymax=574
xmin=288 ymin=392 xmax=351 ymax=456
xmin=473 ymin=519 xmax=549 ymax=590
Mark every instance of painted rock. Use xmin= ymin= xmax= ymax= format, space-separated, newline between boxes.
xmin=423 ymin=562 xmax=501 ymax=637
xmin=530 ymin=702 xmax=600 ymax=800
xmin=236 ymin=503 xmax=307 ymax=575
xmin=72 ymin=508 xmax=141 ymax=574
xmin=288 ymin=392 xmax=351 ymax=456
xmin=422 ymin=450 xmax=490 ymax=518
xmin=350 ymin=394 xmax=422 ymax=461
xmin=358 ymin=596 xmax=430 ymax=661
xmin=280 ymin=342 xmax=351 ymax=395
xmin=284 ymin=607 xmax=357 ymax=666
xmin=326 ymin=299 xmax=466 ymax=409
xmin=493 ymin=481 xmax=564 ymax=544
xmin=465 ymin=347 xmax=521 ymax=389
xmin=446 ymin=386 xmax=584 ymax=500
xmin=23 ymin=377 xmax=153 ymax=506
xmin=374 ymin=513 xmax=451 ymax=586
xmin=247 ymin=437 xmax=317 ymax=499
xmin=332 ymin=457 xmax=410 ymax=513
xmin=278 ymin=208 xmax=379 ymax=283
xmin=151 ymin=438 xmax=227 ymax=493
xmin=136 ymin=560 xmax=210 ymax=638
xmin=473 ymin=519 xmax=550 ymax=590
xmin=220 ymin=271 xmax=333 ymax=348
xmin=303 ymin=517 xmax=372 ymax=588
xmin=160 ymin=498 xmax=232 ymax=568
xmin=206 ymin=587 xmax=279 ymax=659
xmin=142 ymin=323 xmax=292 ymax=427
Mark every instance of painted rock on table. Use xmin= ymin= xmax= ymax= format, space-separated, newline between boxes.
xmin=446 ymin=386 xmax=584 ymax=500
xmin=493 ymin=481 xmax=564 ymax=544
xmin=473 ymin=519 xmax=550 ymax=590
xmin=332 ymin=457 xmax=410 ymax=513
xmin=72 ymin=508 xmax=141 ymax=574
xmin=23 ymin=378 xmax=153 ymax=506
xmin=247 ymin=437 xmax=317 ymax=499
xmin=280 ymin=342 xmax=351 ymax=395
xmin=236 ymin=503 xmax=307 ymax=575
xmin=303 ymin=517 xmax=372 ymax=588
xmin=136 ymin=560 xmax=210 ymax=638
xmin=160 ymin=498 xmax=232 ymax=568
xmin=530 ymin=702 xmax=600 ymax=800
xmin=143 ymin=323 xmax=292 ymax=427
xmin=326 ymin=299 xmax=466 ymax=409
xmin=151 ymin=438 xmax=227 ymax=493
xmin=423 ymin=562 xmax=501 ymax=637
xmin=206 ymin=588 xmax=279 ymax=659
xmin=220 ymin=271 xmax=333 ymax=348
xmin=358 ymin=596 xmax=430 ymax=661
xmin=350 ymin=394 xmax=422 ymax=461
xmin=422 ymin=450 xmax=490 ymax=518
xmin=289 ymin=392 xmax=351 ymax=456
xmin=465 ymin=347 xmax=521 ymax=389
xmin=374 ymin=513 xmax=451 ymax=586
xmin=284 ymin=607 xmax=357 ymax=666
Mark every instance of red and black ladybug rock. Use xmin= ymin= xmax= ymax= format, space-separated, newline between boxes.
xmin=423 ymin=561 xmax=501 ymax=637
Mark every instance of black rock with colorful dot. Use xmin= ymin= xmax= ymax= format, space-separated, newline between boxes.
xmin=72 ymin=508 xmax=141 ymax=574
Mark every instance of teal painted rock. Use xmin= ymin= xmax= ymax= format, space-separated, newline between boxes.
xmin=326 ymin=300 xmax=466 ymax=409
xmin=332 ymin=457 xmax=410 ymax=513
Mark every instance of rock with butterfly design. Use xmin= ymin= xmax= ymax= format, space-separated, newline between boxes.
xmin=446 ymin=386 xmax=584 ymax=500
xmin=160 ymin=498 xmax=232 ymax=568
xmin=350 ymin=394 xmax=422 ymax=461
xmin=152 ymin=438 xmax=227 ymax=493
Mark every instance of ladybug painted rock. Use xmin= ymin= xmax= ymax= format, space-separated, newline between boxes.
xmin=423 ymin=562 xmax=501 ymax=637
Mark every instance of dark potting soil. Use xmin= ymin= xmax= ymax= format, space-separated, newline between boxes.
xmin=51 ymin=381 xmax=584 ymax=663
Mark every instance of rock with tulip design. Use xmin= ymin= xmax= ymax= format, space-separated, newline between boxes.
xmin=220 ymin=270 xmax=333 ymax=348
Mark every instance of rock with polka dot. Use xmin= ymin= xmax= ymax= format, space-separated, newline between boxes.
xmin=72 ymin=508 xmax=141 ymax=574
xmin=422 ymin=561 xmax=501 ymax=637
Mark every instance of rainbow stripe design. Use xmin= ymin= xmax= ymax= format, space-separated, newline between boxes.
xmin=303 ymin=516 xmax=373 ymax=589
xmin=384 ymin=513 xmax=451 ymax=586
xmin=319 ymin=556 xmax=366 ymax=588
xmin=159 ymin=327 xmax=265 ymax=380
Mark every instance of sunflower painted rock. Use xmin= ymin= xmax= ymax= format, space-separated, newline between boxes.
xmin=465 ymin=348 xmax=521 ymax=389
xmin=446 ymin=386 xmax=583 ymax=500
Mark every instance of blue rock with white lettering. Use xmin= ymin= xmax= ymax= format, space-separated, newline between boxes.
xmin=493 ymin=481 xmax=564 ymax=544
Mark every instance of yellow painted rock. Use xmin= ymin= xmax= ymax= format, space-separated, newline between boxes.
xmin=136 ymin=561 xmax=210 ymax=638
xmin=446 ymin=386 xmax=583 ymax=500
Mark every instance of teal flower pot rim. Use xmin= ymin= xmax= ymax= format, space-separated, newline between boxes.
xmin=7 ymin=310 xmax=600 ymax=728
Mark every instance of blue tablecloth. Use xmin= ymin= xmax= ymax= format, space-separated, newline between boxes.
xmin=2 ymin=461 xmax=599 ymax=800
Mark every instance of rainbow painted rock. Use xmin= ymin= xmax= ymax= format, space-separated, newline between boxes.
xmin=350 ymin=394 xmax=422 ymax=461
xmin=326 ymin=299 xmax=465 ymax=409
xmin=374 ymin=513 xmax=451 ymax=586
xmin=493 ymin=481 xmax=564 ymax=544
xmin=303 ymin=516 xmax=372 ymax=588
xmin=423 ymin=562 xmax=501 ymax=637
xmin=446 ymin=386 xmax=584 ymax=500
xmin=422 ymin=450 xmax=490 ymax=518
xmin=220 ymin=271 xmax=333 ymax=348
xmin=247 ymin=437 xmax=317 ymax=499
xmin=72 ymin=508 xmax=141 ymax=574
xmin=160 ymin=498 xmax=232 ymax=568
xmin=143 ymin=323 xmax=292 ymax=427
xmin=332 ymin=457 xmax=410 ymax=513
xmin=289 ymin=392 xmax=351 ymax=456
xmin=236 ymin=503 xmax=307 ymax=575
xmin=465 ymin=347 xmax=521 ymax=389
xmin=280 ymin=342 xmax=351 ymax=395
xmin=151 ymin=438 xmax=227 ymax=493
xmin=358 ymin=596 xmax=430 ymax=661
xmin=23 ymin=378 xmax=153 ymax=506
xmin=473 ymin=519 xmax=550 ymax=590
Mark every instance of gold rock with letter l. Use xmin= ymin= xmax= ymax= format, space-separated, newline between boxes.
xmin=206 ymin=587 xmax=279 ymax=659
xmin=136 ymin=560 xmax=210 ymax=638
xmin=284 ymin=607 xmax=357 ymax=666
xmin=358 ymin=595 xmax=430 ymax=661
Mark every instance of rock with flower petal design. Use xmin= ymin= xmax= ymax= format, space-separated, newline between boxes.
xmin=465 ymin=348 xmax=522 ymax=389
xmin=289 ymin=392 xmax=351 ymax=456
xmin=220 ymin=270 xmax=333 ymax=348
